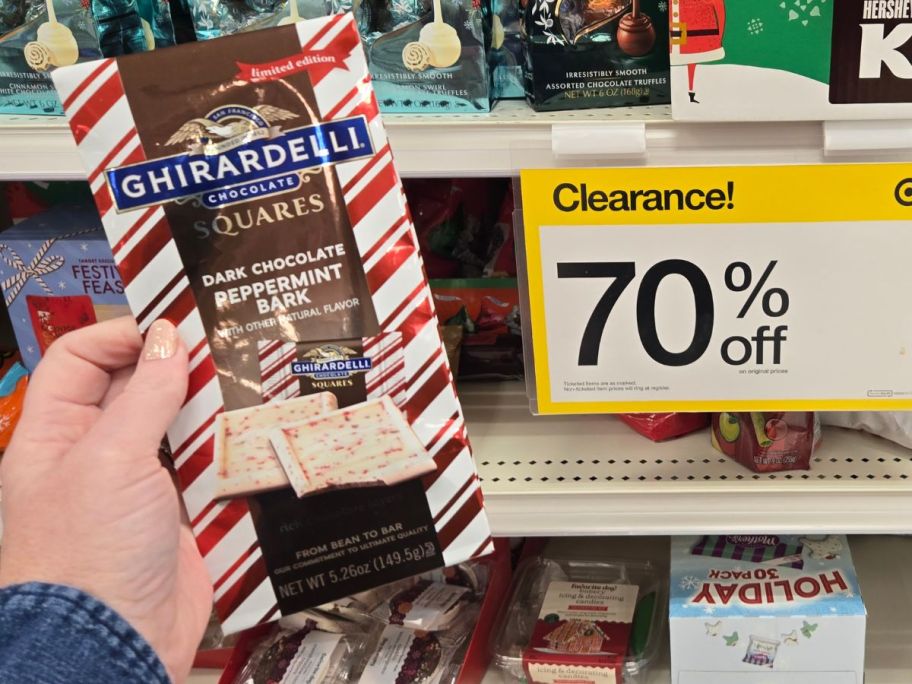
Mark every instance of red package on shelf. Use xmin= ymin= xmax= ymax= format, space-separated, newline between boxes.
xmin=26 ymin=295 xmax=98 ymax=355
xmin=711 ymin=412 xmax=820 ymax=473
xmin=619 ymin=413 xmax=709 ymax=442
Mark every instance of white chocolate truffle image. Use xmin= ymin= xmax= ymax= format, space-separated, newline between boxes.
xmin=141 ymin=17 xmax=155 ymax=50
xmin=36 ymin=0 xmax=78 ymax=67
xmin=278 ymin=0 xmax=301 ymax=26
xmin=23 ymin=41 xmax=53 ymax=72
xmin=419 ymin=0 xmax=461 ymax=68
xmin=402 ymin=41 xmax=432 ymax=71
xmin=491 ymin=14 xmax=504 ymax=49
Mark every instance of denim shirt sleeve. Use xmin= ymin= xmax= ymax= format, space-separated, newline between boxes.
xmin=0 ymin=582 xmax=170 ymax=684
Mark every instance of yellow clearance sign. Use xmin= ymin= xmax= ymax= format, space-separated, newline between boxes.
xmin=521 ymin=163 xmax=912 ymax=414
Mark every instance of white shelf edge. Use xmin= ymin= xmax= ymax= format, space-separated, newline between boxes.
xmin=462 ymin=382 xmax=912 ymax=537
xmin=4 ymin=103 xmax=912 ymax=180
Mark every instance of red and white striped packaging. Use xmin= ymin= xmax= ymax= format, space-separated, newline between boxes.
xmin=52 ymin=14 xmax=491 ymax=634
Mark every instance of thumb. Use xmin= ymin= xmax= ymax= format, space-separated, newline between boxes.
xmin=86 ymin=319 xmax=189 ymax=457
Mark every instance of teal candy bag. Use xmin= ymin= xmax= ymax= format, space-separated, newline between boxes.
xmin=0 ymin=1 xmax=27 ymax=37
xmin=337 ymin=0 xmax=491 ymax=113
xmin=91 ymin=0 xmax=175 ymax=55
xmin=0 ymin=0 xmax=102 ymax=115
xmin=187 ymin=0 xmax=331 ymax=41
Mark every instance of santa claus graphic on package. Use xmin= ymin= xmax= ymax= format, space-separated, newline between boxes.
xmin=669 ymin=0 xmax=725 ymax=103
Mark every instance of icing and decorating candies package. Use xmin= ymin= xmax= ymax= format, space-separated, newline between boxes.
xmin=492 ymin=556 xmax=666 ymax=684
xmin=52 ymin=15 xmax=491 ymax=634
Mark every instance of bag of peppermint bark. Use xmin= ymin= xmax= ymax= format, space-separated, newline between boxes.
xmin=52 ymin=14 xmax=492 ymax=634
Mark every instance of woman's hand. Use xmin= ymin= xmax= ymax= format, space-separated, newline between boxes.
xmin=0 ymin=317 xmax=213 ymax=683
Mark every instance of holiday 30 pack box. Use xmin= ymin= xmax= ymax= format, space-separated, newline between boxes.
xmin=52 ymin=14 xmax=492 ymax=634
xmin=672 ymin=0 xmax=912 ymax=121
xmin=670 ymin=535 xmax=865 ymax=683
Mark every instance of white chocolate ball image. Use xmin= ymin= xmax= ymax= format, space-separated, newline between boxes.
xmin=491 ymin=15 xmax=504 ymax=49
xmin=141 ymin=17 xmax=155 ymax=50
xmin=37 ymin=20 xmax=78 ymax=67
xmin=419 ymin=21 xmax=460 ymax=68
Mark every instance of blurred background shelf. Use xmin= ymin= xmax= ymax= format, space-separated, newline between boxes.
xmin=463 ymin=382 xmax=912 ymax=536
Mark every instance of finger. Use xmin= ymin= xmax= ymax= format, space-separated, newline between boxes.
xmin=26 ymin=316 xmax=142 ymax=409
xmin=99 ymin=366 xmax=136 ymax=410
xmin=85 ymin=319 xmax=189 ymax=461
xmin=8 ymin=317 xmax=143 ymax=464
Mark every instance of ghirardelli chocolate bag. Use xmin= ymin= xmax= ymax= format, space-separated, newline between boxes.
xmin=52 ymin=14 xmax=491 ymax=634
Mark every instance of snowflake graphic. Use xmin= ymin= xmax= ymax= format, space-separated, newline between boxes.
xmin=679 ymin=576 xmax=701 ymax=591
xmin=780 ymin=0 xmax=825 ymax=27
xmin=747 ymin=17 xmax=764 ymax=35
xmin=657 ymin=0 xmax=667 ymax=11
xmin=57 ymin=281 xmax=67 ymax=291
xmin=80 ymin=243 xmax=89 ymax=252
xmin=26 ymin=243 xmax=32 ymax=249
xmin=26 ymin=345 xmax=34 ymax=354
xmin=703 ymin=605 xmax=716 ymax=615
xmin=20 ymin=318 xmax=26 ymax=324
xmin=464 ymin=18 xmax=473 ymax=30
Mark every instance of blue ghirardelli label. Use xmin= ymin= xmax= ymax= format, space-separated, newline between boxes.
xmin=106 ymin=113 xmax=373 ymax=212
xmin=292 ymin=356 xmax=372 ymax=380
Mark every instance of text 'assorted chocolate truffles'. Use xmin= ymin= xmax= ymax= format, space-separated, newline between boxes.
xmin=522 ymin=0 xmax=669 ymax=111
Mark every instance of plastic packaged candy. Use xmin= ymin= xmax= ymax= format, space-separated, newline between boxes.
xmin=187 ymin=0 xmax=332 ymax=40
xmin=619 ymin=413 xmax=709 ymax=442
xmin=359 ymin=613 xmax=476 ymax=683
xmin=336 ymin=0 xmax=490 ymax=113
xmin=492 ymin=556 xmax=666 ymax=684
xmin=711 ymin=412 xmax=821 ymax=473
xmin=230 ymin=618 xmax=364 ymax=684
xmin=0 ymin=0 xmax=101 ymax=115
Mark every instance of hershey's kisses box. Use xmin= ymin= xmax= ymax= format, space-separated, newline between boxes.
xmin=671 ymin=0 xmax=912 ymax=121
xmin=0 ymin=204 xmax=130 ymax=371
xmin=670 ymin=535 xmax=865 ymax=684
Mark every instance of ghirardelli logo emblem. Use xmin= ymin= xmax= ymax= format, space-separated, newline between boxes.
xmin=165 ymin=105 xmax=297 ymax=155
xmin=105 ymin=106 xmax=374 ymax=213
xmin=830 ymin=1 xmax=912 ymax=104
xmin=291 ymin=344 xmax=372 ymax=380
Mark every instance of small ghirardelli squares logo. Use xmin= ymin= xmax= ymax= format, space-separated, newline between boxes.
xmin=830 ymin=0 xmax=912 ymax=104
xmin=291 ymin=344 xmax=373 ymax=380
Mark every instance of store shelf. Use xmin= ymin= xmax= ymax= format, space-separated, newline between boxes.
xmin=5 ymin=102 xmax=912 ymax=180
xmin=463 ymin=382 xmax=912 ymax=536
xmin=188 ymin=536 xmax=911 ymax=683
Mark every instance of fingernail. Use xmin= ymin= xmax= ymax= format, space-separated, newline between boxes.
xmin=144 ymin=319 xmax=177 ymax=361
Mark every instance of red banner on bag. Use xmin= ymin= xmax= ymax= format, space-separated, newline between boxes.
xmin=235 ymin=50 xmax=348 ymax=83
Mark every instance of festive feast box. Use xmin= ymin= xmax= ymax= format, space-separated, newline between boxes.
xmin=0 ymin=204 xmax=129 ymax=371
xmin=671 ymin=0 xmax=912 ymax=121
xmin=52 ymin=14 xmax=492 ymax=635
xmin=670 ymin=535 xmax=865 ymax=684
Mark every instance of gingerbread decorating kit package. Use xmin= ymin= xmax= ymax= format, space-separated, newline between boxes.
xmin=670 ymin=535 xmax=866 ymax=683
xmin=52 ymin=14 xmax=492 ymax=634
